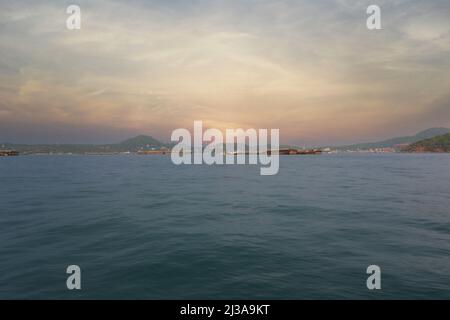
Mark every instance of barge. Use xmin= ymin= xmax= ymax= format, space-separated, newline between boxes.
xmin=0 ymin=150 xmax=19 ymax=156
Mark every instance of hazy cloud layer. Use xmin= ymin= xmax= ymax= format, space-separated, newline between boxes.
xmin=0 ymin=0 xmax=449 ymax=144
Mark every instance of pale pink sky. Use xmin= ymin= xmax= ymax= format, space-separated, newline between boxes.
xmin=1 ymin=0 xmax=449 ymax=146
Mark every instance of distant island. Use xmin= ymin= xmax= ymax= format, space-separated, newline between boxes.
xmin=336 ymin=127 xmax=450 ymax=152
xmin=2 ymin=127 xmax=450 ymax=156
xmin=337 ymin=128 xmax=450 ymax=151
xmin=403 ymin=133 xmax=450 ymax=153
xmin=0 ymin=135 xmax=170 ymax=155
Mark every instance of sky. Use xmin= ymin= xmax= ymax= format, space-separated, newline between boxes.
xmin=0 ymin=0 xmax=449 ymax=145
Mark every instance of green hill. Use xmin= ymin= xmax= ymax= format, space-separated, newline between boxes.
xmin=1 ymin=135 xmax=168 ymax=154
xmin=339 ymin=127 xmax=450 ymax=150
xmin=117 ymin=135 xmax=166 ymax=151
xmin=403 ymin=133 xmax=450 ymax=153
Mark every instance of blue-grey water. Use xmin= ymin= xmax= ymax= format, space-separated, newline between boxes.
xmin=0 ymin=153 xmax=449 ymax=299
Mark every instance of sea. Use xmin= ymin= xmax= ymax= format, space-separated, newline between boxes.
xmin=0 ymin=153 xmax=449 ymax=299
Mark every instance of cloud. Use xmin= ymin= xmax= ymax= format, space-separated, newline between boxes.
xmin=0 ymin=0 xmax=449 ymax=145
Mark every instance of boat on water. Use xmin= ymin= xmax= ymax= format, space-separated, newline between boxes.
xmin=137 ymin=149 xmax=170 ymax=155
xmin=296 ymin=149 xmax=322 ymax=155
xmin=0 ymin=150 xmax=19 ymax=156
xmin=267 ymin=148 xmax=322 ymax=155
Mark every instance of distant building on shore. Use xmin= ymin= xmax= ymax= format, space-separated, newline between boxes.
xmin=137 ymin=147 xmax=170 ymax=155
xmin=0 ymin=150 xmax=19 ymax=156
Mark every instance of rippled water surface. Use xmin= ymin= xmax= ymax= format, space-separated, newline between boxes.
xmin=0 ymin=153 xmax=449 ymax=299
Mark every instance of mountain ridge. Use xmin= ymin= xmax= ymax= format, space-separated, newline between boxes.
xmin=338 ymin=127 xmax=450 ymax=150
xmin=403 ymin=133 xmax=450 ymax=153
xmin=3 ymin=128 xmax=450 ymax=154
xmin=1 ymin=135 xmax=168 ymax=154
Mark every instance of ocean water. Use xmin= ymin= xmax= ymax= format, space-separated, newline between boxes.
xmin=0 ymin=153 xmax=449 ymax=299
